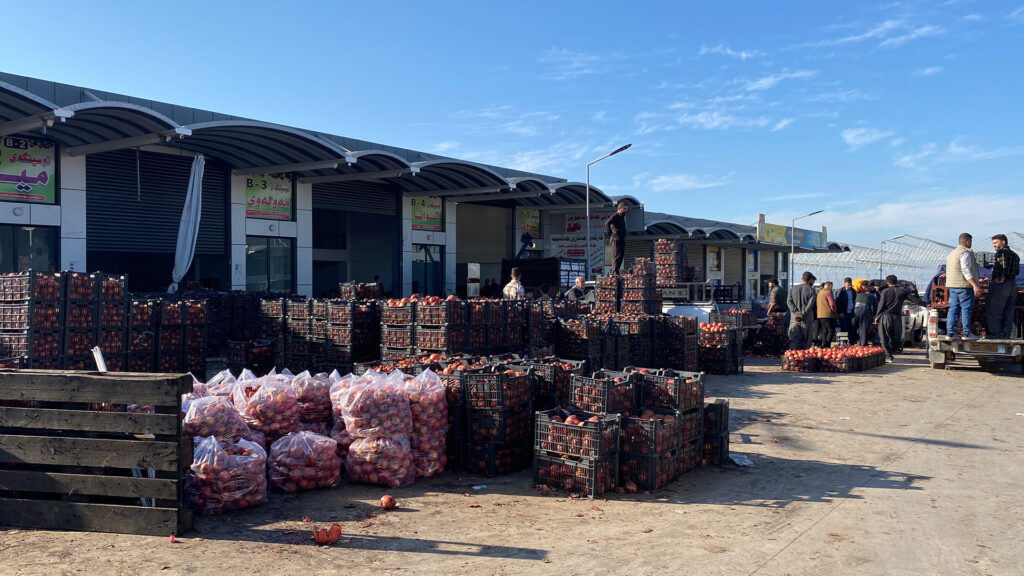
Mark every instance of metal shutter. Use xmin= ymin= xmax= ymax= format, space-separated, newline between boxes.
xmin=724 ymin=247 xmax=744 ymax=285
xmin=623 ymin=238 xmax=652 ymax=272
xmin=312 ymin=181 xmax=399 ymax=215
xmin=86 ymin=150 xmax=227 ymax=254
xmin=687 ymin=244 xmax=704 ymax=276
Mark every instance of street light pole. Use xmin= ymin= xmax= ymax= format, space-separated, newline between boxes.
xmin=585 ymin=143 xmax=631 ymax=280
xmin=877 ymin=234 xmax=908 ymax=279
xmin=790 ymin=209 xmax=823 ymax=288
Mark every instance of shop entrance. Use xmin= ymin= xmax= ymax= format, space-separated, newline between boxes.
xmin=412 ymin=244 xmax=443 ymax=296
xmin=0 ymin=225 xmax=58 ymax=273
xmin=246 ymin=236 xmax=294 ymax=292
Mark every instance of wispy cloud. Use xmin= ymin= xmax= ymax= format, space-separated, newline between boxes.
xmin=765 ymin=192 xmax=826 ymax=202
xmin=592 ymin=110 xmax=607 ymax=122
xmin=699 ymin=44 xmax=763 ymax=60
xmin=894 ymin=138 xmax=1024 ymax=169
xmin=842 ymin=127 xmax=895 ymax=149
xmin=744 ymin=69 xmax=816 ymax=91
xmin=637 ymin=172 xmax=734 ymax=192
xmin=946 ymin=137 xmax=1024 ymax=160
xmin=915 ymin=66 xmax=943 ymax=76
xmin=805 ymin=89 xmax=876 ymax=103
xmin=540 ymin=47 xmax=614 ymax=80
xmin=798 ymin=19 xmax=944 ymax=49
xmin=894 ymin=143 xmax=937 ymax=168
xmin=431 ymin=141 xmax=460 ymax=155
xmin=1008 ymin=7 xmax=1024 ymax=23
xmin=962 ymin=13 xmax=983 ymax=22
xmin=772 ymin=118 xmax=796 ymax=131
xmin=677 ymin=111 xmax=771 ymax=130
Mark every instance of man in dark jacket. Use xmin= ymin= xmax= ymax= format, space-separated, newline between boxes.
xmin=604 ymin=201 xmax=629 ymax=275
xmin=786 ymin=271 xmax=817 ymax=349
xmin=986 ymin=234 xmax=1021 ymax=338
xmin=835 ymin=277 xmax=856 ymax=336
xmin=874 ymin=275 xmax=907 ymax=362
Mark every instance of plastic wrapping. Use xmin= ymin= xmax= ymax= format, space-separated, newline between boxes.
xmin=293 ymin=370 xmax=332 ymax=423
xmin=298 ymin=420 xmax=331 ymax=436
xmin=337 ymin=371 xmax=412 ymax=438
xmin=186 ymin=436 xmax=267 ymax=514
xmin=329 ymin=373 xmax=360 ymax=424
xmin=232 ymin=376 xmax=300 ymax=441
xmin=404 ymin=369 xmax=448 ymax=478
xmin=268 ymin=430 xmax=341 ymax=493
xmin=330 ymin=424 xmax=353 ymax=461
xmin=183 ymin=396 xmax=250 ymax=442
xmin=345 ymin=434 xmax=415 ymax=488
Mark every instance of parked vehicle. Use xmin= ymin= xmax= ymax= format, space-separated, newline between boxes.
xmin=926 ymin=308 xmax=1024 ymax=372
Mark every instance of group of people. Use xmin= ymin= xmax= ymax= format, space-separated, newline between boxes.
xmin=941 ymin=232 xmax=1020 ymax=340
xmin=492 ymin=269 xmax=591 ymax=302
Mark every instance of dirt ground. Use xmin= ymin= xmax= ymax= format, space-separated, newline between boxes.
xmin=3 ymin=349 xmax=1023 ymax=576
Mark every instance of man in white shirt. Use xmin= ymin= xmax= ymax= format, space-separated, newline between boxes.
xmin=502 ymin=268 xmax=526 ymax=300
xmin=943 ymin=232 xmax=981 ymax=339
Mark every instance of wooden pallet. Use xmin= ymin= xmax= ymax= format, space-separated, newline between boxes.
xmin=0 ymin=369 xmax=193 ymax=535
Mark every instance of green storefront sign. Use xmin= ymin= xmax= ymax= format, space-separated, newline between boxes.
xmin=245 ymin=173 xmax=293 ymax=220
xmin=0 ymin=136 xmax=57 ymax=204
xmin=411 ymin=196 xmax=443 ymax=231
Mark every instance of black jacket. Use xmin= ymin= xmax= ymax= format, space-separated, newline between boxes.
xmin=605 ymin=212 xmax=627 ymax=243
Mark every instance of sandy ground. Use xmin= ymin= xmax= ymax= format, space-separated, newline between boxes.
xmin=3 ymin=349 xmax=1023 ymax=576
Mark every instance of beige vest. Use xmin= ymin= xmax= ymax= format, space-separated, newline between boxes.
xmin=945 ymin=245 xmax=978 ymax=288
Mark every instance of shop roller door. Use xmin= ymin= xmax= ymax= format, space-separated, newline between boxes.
xmin=623 ymin=239 xmax=652 ymax=272
xmin=86 ymin=149 xmax=227 ymax=254
xmin=312 ymin=181 xmax=398 ymax=215
xmin=686 ymin=245 xmax=704 ymax=279
xmin=724 ymin=247 xmax=744 ymax=286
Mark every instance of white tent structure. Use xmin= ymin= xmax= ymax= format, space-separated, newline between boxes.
xmin=793 ymin=235 xmax=954 ymax=292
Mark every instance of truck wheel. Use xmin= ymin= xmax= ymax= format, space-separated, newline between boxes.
xmin=913 ymin=328 xmax=923 ymax=344
xmin=930 ymin=361 xmax=945 ymax=369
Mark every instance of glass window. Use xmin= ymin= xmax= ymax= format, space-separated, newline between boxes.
xmin=748 ymin=278 xmax=759 ymax=300
xmin=0 ymin=225 xmax=58 ymax=274
xmin=747 ymin=250 xmax=758 ymax=272
xmin=246 ymin=236 xmax=294 ymax=292
xmin=411 ymin=244 xmax=443 ymax=296
xmin=708 ymin=247 xmax=721 ymax=271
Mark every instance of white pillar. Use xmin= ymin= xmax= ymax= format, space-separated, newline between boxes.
xmin=59 ymin=151 xmax=86 ymax=272
xmin=444 ymin=198 xmax=457 ymax=296
xmin=401 ymin=195 xmax=413 ymax=297
xmin=229 ymin=174 xmax=247 ymax=290
xmin=295 ymin=181 xmax=313 ymax=297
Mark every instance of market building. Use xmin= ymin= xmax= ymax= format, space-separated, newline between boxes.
xmin=0 ymin=72 xmax=844 ymax=300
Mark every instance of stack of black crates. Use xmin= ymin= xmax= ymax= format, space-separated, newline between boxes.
xmin=654 ymin=238 xmax=697 ymax=286
xmin=63 ymin=272 xmax=99 ymax=371
xmin=259 ymin=297 xmax=287 ymax=368
xmin=556 ymin=317 xmax=601 ymax=371
xmin=511 ymin=356 xmax=587 ymax=411
xmin=128 ymin=299 xmax=157 ymax=372
xmin=703 ymin=399 xmax=730 ymax=466
xmin=283 ymin=298 xmax=325 ymax=373
xmin=619 ymin=259 xmax=661 ymax=316
xmin=462 ymin=364 xmax=534 ymax=477
xmin=698 ymin=324 xmax=743 ymax=375
xmin=326 ymin=300 xmax=379 ymax=373
xmin=465 ymin=299 xmax=508 ymax=354
xmin=0 ymin=270 xmax=63 ymax=369
xmin=380 ymin=301 xmax=416 ymax=361
xmin=505 ymin=301 xmax=526 ymax=352
xmin=594 ymin=275 xmax=619 ymax=314
xmin=183 ymin=300 xmax=208 ymax=377
xmin=665 ymin=315 xmax=699 ymax=372
xmin=415 ymin=300 xmax=466 ymax=355
xmin=620 ymin=368 xmax=706 ymax=491
xmin=95 ymin=274 xmax=128 ymax=372
xmin=157 ymin=301 xmax=183 ymax=373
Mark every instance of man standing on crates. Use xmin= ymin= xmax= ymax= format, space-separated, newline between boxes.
xmin=943 ymin=232 xmax=982 ymax=339
xmin=986 ymin=234 xmax=1020 ymax=338
xmin=605 ymin=200 xmax=629 ymax=275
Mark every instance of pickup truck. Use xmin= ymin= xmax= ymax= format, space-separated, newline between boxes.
xmin=926 ymin=308 xmax=1024 ymax=372
xmin=901 ymin=295 xmax=929 ymax=347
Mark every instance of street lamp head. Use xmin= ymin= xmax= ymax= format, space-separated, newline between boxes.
xmin=611 ymin=143 xmax=632 ymax=156
xmin=807 ymin=209 xmax=824 ymax=217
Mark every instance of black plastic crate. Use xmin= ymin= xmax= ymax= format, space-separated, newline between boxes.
xmin=286 ymin=316 xmax=314 ymax=339
xmin=96 ymin=272 xmax=128 ymax=301
xmin=325 ymin=344 xmax=355 ymax=370
xmin=466 ymin=300 xmax=498 ymax=326
xmin=506 ymin=301 xmax=526 ymax=326
xmin=338 ymin=281 xmax=381 ymax=300
xmin=703 ymin=433 xmax=729 ymax=466
xmin=699 ymin=326 xmax=740 ymax=348
xmin=327 ymin=300 xmax=379 ymax=325
xmin=464 ymin=325 xmax=487 ymax=353
xmin=679 ymin=436 xmax=703 ymax=474
xmin=380 ymin=345 xmax=416 ymax=362
xmin=699 ymin=346 xmax=742 ymax=375
xmin=620 ymin=450 xmax=678 ymax=491
xmin=381 ymin=325 xmax=416 ymax=348
xmin=636 ymin=369 xmax=705 ymax=412
xmin=183 ymin=300 xmax=208 ymax=325
xmin=259 ymin=297 xmax=287 ymax=318
xmin=130 ymin=299 xmax=158 ymax=329
xmin=464 ymin=438 xmax=532 ymax=477
xmin=129 ymin=328 xmax=155 ymax=354
xmin=505 ymin=323 xmax=524 ymax=349
xmin=468 ymin=403 xmax=534 ymax=443
xmin=0 ymin=300 xmax=62 ymax=331
xmin=185 ymin=323 xmax=207 ymax=350
xmin=416 ymin=325 xmax=465 ymax=353
xmin=286 ymin=298 xmax=311 ymax=320
xmin=703 ymin=399 xmax=730 ymax=436
xmin=417 ymin=300 xmax=466 ymax=326
xmin=27 ymin=356 xmax=63 ymax=370
xmin=513 ymin=357 xmax=586 ymax=397
xmin=0 ymin=271 xmax=63 ymax=302
xmin=64 ymin=301 xmax=97 ymax=330
xmin=534 ymin=408 xmax=620 ymax=459
xmin=96 ymin=327 xmax=126 ymax=354
xmin=65 ymin=354 xmax=98 ymax=371
xmin=381 ymin=302 xmax=416 ymax=325
xmin=0 ymin=329 xmax=62 ymax=359
xmin=157 ymin=324 xmax=183 ymax=351
xmin=533 ymin=452 xmax=617 ymax=497
xmin=485 ymin=323 xmax=506 ymax=352
xmin=160 ymin=301 xmax=184 ymax=326
xmin=98 ymin=300 xmax=128 ymax=329
xmin=64 ymin=271 xmax=98 ymax=301
xmin=184 ymin=348 xmax=207 ymax=377
xmin=158 ymin=349 xmax=183 ymax=373
xmin=463 ymin=365 xmax=533 ymax=410
xmin=571 ymin=370 xmax=637 ymax=415
xmin=327 ymin=323 xmax=377 ymax=346
xmin=677 ymin=407 xmax=704 ymax=442
xmin=621 ymin=408 xmax=679 ymax=455
xmin=310 ymin=299 xmax=328 ymax=320
xmin=127 ymin=350 xmax=155 ymax=372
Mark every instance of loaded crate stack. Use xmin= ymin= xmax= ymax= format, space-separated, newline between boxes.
xmin=94 ymin=274 xmax=128 ymax=372
xmin=0 ymin=270 xmax=63 ymax=369
xmin=157 ymin=300 xmax=184 ymax=373
xmin=380 ymin=299 xmax=416 ymax=361
xmin=525 ymin=301 xmax=548 ymax=351
xmin=664 ymin=315 xmax=699 ymax=372
xmin=703 ymin=399 xmax=730 ymax=466
xmin=465 ymin=298 xmax=506 ymax=354
xmin=63 ymin=271 xmax=98 ymax=371
xmin=284 ymin=298 xmax=315 ymax=372
xmin=259 ymin=296 xmax=287 ymax=367
xmin=229 ymin=290 xmax=263 ymax=341
xmin=462 ymin=364 xmax=535 ymax=477
xmin=753 ymin=313 xmax=788 ymax=356
xmin=226 ymin=339 xmax=275 ymax=374
xmin=415 ymin=297 xmax=466 ymax=356
xmin=434 ymin=355 xmax=490 ymax=471
xmin=710 ymin=308 xmax=758 ymax=328
xmin=309 ymin=299 xmax=329 ymax=373
xmin=599 ymin=321 xmax=630 ymax=371
xmin=534 ymin=407 xmax=620 ymax=498
xmin=338 ymin=281 xmax=382 ymax=300
xmin=128 ymin=298 xmax=157 ymax=372
xmin=505 ymin=300 xmax=526 ymax=352
xmin=609 ymin=314 xmax=655 ymax=368
xmin=628 ymin=368 xmax=706 ymax=480
xmin=183 ymin=300 xmax=208 ymax=377
xmin=486 ymin=299 xmax=508 ymax=354
xmin=556 ymin=317 xmax=602 ymax=370
xmin=619 ymin=259 xmax=661 ymax=315
xmin=510 ymin=356 xmax=586 ymax=410
xmin=326 ymin=300 xmax=379 ymax=372
xmin=594 ymin=275 xmax=620 ymax=314
xmin=654 ymin=238 xmax=697 ymax=286
xmin=698 ymin=321 xmax=743 ymax=375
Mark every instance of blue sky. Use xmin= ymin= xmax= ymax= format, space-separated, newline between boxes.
xmin=5 ymin=1 xmax=1024 ymax=248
